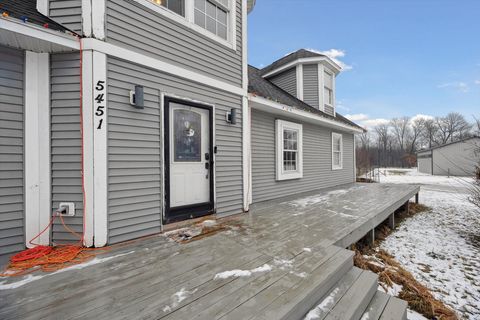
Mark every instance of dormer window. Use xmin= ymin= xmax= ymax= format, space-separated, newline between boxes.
xmin=154 ymin=0 xmax=185 ymax=16
xmin=323 ymin=70 xmax=334 ymax=111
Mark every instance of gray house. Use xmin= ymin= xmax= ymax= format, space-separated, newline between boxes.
xmin=0 ymin=0 xmax=364 ymax=261
xmin=417 ymin=137 xmax=480 ymax=176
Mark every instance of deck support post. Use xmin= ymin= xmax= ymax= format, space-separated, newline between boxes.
xmin=366 ymin=229 xmax=375 ymax=246
xmin=415 ymin=193 xmax=419 ymax=204
xmin=404 ymin=201 xmax=410 ymax=214
xmin=388 ymin=213 xmax=395 ymax=229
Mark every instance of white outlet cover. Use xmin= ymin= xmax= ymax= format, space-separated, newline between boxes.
xmin=58 ymin=202 xmax=75 ymax=216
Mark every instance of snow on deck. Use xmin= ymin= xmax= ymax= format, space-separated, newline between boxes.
xmin=379 ymin=168 xmax=480 ymax=319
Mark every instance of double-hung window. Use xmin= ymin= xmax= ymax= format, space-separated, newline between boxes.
xmin=324 ymin=70 xmax=334 ymax=110
xmin=276 ymin=120 xmax=303 ymax=180
xmin=332 ymin=132 xmax=343 ymax=170
xmin=147 ymin=0 xmax=234 ymax=47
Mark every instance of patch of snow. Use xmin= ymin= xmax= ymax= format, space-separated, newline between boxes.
xmin=304 ymin=287 xmax=340 ymax=320
xmin=162 ymin=287 xmax=198 ymax=313
xmin=273 ymin=258 xmax=293 ymax=270
xmin=360 ymin=311 xmax=369 ymax=320
xmin=201 ymin=220 xmax=217 ymax=227
xmin=379 ymin=168 xmax=480 ymax=318
xmin=213 ymin=264 xmax=272 ymax=280
xmin=407 ymin=309 xmax=428 ymax=320
xmin=379 ymin=283 xmax=403 ymax=296
xmin=289 ymin=271 xmax=307 ymax=278
xmin=303 ymin=247 xmax=312 ymax=253
xmin=0 ymin=251 xmax=135 ymax=290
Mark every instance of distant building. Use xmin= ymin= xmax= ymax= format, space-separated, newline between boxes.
xmin=417 ymin=137 xmax=480 ymax=176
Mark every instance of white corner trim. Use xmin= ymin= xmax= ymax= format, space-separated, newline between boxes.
xmin=92 ymin=0 xmax=106 ymax=40
xmin=25 ymin=52 xmax=51 ymax=247
xmin=318 ymin=63 xmax=325 ymax=112
xmin=332 ymin=71 xmax=336 ymax=116
xmin=249 ymin=95 xmax=363 ymax=134
xmin=81 ymin=0 xmax=92 ymax=37
xmin=131 ymin=0 xmax=237 ymax=51
xmin=242 ymin=0 xmax=248 ymax=91
xmin=82 ymin=49 xmax=95 ymax=247
xmin=92 ymin=51 xmax=108 ymax=247
xmin=275 ymin=119 xmax=303 ymax=181
xmin=36 ymin=0 xmax=49 ymax=15
xmin=263 ymin=56 xmax=342 ymax=79
xmin=353 ymin=135 xmax=357 ymax=181
xmin=0 ymin=17 xmax=80 ymax=50
xmin=242 ymin=96 xmax=250 ymax=211
xmin=82 ymin=39 xmax=246 ymax=96
xmin=332 ymin=132 xmax=343 ymax=170
xmin=296 ymin=64 xmax=303 ymax=100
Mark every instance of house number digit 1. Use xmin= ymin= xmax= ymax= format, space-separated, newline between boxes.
xmin=95 ymin=80 xmax=106 ymax=130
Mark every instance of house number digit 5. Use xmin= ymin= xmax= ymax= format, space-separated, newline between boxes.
xmin=94 ymin=80 xmax=106 ymax=130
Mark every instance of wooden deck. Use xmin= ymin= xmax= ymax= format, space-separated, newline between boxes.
xmin=0 ymin=183 xmax=418 ymax=320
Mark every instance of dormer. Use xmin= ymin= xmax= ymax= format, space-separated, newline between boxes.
xmin=260 ymin=49 xmax=341 ymax=117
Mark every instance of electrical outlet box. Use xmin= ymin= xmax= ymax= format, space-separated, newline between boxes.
xmin=57 ymin=202 xmax=75 ymax=216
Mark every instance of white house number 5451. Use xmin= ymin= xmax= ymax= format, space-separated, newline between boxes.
xmin=95 ymin=80 xmax=106 ymax=130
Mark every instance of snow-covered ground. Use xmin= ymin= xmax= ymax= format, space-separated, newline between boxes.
xmin=380 ymin=168 xmax=480 ymax=319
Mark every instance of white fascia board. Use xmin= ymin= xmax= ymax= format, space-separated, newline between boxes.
xmin=82 ymin=38 xmax=246 ymax=97
xmin=263 ymin=56 xmax=342 ymax=78
xmin=82 ymin=0 xmax=92 ymax=37
xmin=25 ymin=52 xmax=51 ymax=247
xmin=248 ymin=95 xmax=363 ymax=134
xmin=92 ymin=51 xmax=108 ymax=247
xmin=0 ymin=17 xmax=80 ymax=50
xmin=92 ymin=0 xmax=106 ymax=40
xmin=82 ymin=50 xmax=95 ymax=247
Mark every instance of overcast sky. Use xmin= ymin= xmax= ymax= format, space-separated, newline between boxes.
xmin=248 ymin=0 xmax=480 ymax=128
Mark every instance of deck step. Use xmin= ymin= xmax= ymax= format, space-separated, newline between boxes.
xmin=322 ymin=270 xmax=378 ymax=320
xmin=379 ymin=295 xmax=408 ymax=320
xmin=249 ymin=247 xmax=355 ymax=320
xmin=360 ymin=290 xmax=408 ymax=320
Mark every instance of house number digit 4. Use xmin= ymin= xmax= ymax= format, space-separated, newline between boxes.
xmin=95 ymin=80 xmax=106 ymax=130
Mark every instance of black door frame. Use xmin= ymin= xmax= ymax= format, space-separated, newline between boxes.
xmin=163 ymin=96 xmax=215 ymax=224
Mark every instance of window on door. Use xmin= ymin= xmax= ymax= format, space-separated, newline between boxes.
xmin=276 ymin=120 xmax=303 ymax=180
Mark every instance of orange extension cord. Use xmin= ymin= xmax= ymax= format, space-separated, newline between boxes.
xmin=0 ymin=37 xmax=101 ymax=277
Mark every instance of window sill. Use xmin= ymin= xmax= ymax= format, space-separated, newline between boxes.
xmin=276 ymin=172 xmax=303 ymax=181
xmin=133 ymin=0 xmax=237 ymax=51
xmin=332 ymin=166 xmax=343 ymax=171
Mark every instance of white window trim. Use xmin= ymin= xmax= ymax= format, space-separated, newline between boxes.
xmin=132 ymin=0 xmax=237 ymax=50
xmin=332 ymin=132 xmax=343 ymax=170
xmin=323 ymin=68 xmax=335 ymax=114
xmin=276 ymin=120 xmax=303 ymax=181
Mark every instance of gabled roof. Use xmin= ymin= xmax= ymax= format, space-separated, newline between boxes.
xmin=248 ymin=65 xmax=364 ymax=131
xmin=260 ymin=49 xmax=325 ymax=75
xmin=0 ymin=0 xmax=74 ymax=33
xmin=417 ymin=136 xmax=480 ymax=154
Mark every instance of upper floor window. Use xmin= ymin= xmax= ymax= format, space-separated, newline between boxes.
xmin=155 ymin=0 xmax=185 ymax=16
xmin=324 ymin=70 xmax=333 ymax=108
xmin=194 ymin=0 xmax=228 ymax=40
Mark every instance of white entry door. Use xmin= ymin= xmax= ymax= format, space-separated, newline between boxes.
xmin=169 ymin=102 xmax=211 ymax=208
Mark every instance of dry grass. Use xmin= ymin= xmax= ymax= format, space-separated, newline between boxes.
xmin=353 ymin=202 xmax=458 ymax=320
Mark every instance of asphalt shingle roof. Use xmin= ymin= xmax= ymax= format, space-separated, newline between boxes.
xmin=260 ymin=49 xmax=326 ymax=75
xmin=0 ymin=0 xmax=74 ymax=33
xmin=248 ymin=65 xmax=363 ymax=131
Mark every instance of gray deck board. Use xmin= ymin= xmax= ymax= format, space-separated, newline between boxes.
xmin=379 ymin=296 xmax=408 ymax=320
xmin=361 ymin=290 xmax=391 ymax=320
xmin=0 ymin=183 xmax=418 ymax=319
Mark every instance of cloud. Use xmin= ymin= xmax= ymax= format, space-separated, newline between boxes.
xmin=306 ymin=48 xmax=353 ymax=71
xmin=437 ymin=82 xmax=469 ymax=93
xmin=410 ymin=114 xmax=434 ymax=122
xmin=345 ymin=114 xmax=389 ymax=129
xmin=475 ymin=80 xmax=480 ymax=85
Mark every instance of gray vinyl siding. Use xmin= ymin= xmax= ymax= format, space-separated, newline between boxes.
xmin=49 ymin=0 xmax=83 ymax=34
xmin=417 ymin=151 xmax=432 ymax=175
xmin=50 ymin=53 xmax=83 ymax=242
xmin=107 ymin=57 xmax=243 ymax=244
xmin=303 ymin=64 xmax=319 ymax=108
xmin=269 ymin=68 xmax=297 ymax=97
xmin=0 ymin=46 xmax=25 ymax=261
xmin=251 ymin=109 xmax=355 ymax=204
xmin=324 ymin=105 xmax=335 ymax=116
xmin=105 ymin=0 xmax=243 ymax=87
xmin=432 ymin=138 xmax=480 ymax=177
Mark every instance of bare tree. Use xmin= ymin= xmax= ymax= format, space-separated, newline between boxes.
xmin=436 ymin=112 xmax=472 ymax=143
xmin=390 ymin=117 xmax=410 ymax=152
xmin=423 ymin=119 xmax=438 ymax=149
xmin=473 ymin=116 xmax=480 ymax=135
xmin=375 ymin=124 xmax=390 ymax=167
xmin=408 ymin=117 xmax=425 ymax=154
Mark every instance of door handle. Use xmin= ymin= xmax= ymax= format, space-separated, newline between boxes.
xmin=205 ymin=162 xmax=210 ymax=170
